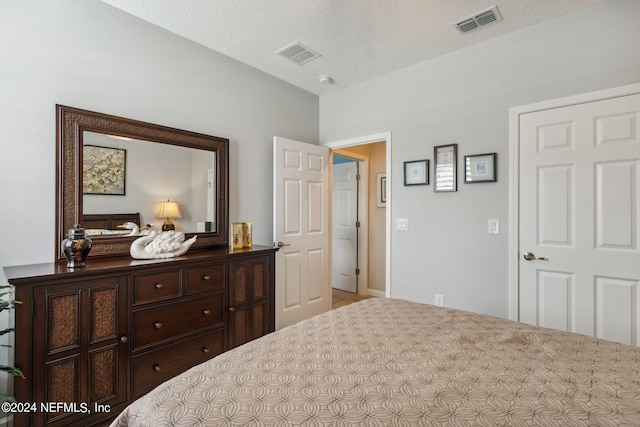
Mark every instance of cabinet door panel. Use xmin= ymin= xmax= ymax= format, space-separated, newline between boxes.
xmin=230 ymin=265 xmax=248 ymax=305
xmin=32 ymin=276 xmax=128 ymax=427
xmin=253 ymin=262 xmax=265 ymax=299
xmin=228 ymin=305 xmax=250 ymax=349
xmin=89 ymin=345 xmax=118 ymax=402
xmin=46 ymin=291 xmax=81 ymax=355
xmin=90 ymin=287 xmax=118 ymax=343
xmin=45 ymin=356 xmax=79 ymax=424
xmin=228 ymin=256 xmax=271 ymax=349
xmin=251 ymin=302 xmax=267 ymax=340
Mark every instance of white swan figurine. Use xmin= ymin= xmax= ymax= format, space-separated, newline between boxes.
xmin=117 ymin=222 xmax=152 ymax=236
xmin=130 ymin=228 xmax=197 ymax=259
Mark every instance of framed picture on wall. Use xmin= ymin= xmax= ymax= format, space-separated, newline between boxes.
xmin=434 ymin=143 xmax=457 ymax=192
xmin=376 ymin=172 xmax=387 ymax=207
xmin=403 ymin=160 xmax=429 ymax=186
xmin=464 ymin=153 xmax=497 ymax=183
xmin=83 ymin=145 xmax=126 ymax=195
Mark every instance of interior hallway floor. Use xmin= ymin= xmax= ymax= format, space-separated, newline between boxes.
xmin=332 ymin=288 xmax=374 ymax=310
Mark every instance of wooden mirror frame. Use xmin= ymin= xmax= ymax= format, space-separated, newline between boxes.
xmin=56 ymin=105 xmax=229 ymax=260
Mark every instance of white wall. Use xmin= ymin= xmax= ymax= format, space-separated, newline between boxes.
xmin=0 ymin=0 xmax=318 ymax=410
xmin=319 ymin=0 xmax=640 ymax=318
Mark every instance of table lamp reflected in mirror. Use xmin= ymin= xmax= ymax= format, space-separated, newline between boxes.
xmin=156 ymin=200 xmax=181 ymax=231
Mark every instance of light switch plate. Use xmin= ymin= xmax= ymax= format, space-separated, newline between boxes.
xmin=488 ymin=219 xmax=499 ymax=234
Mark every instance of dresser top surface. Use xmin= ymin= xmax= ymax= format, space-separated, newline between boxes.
xmin=4 ymin=245 xmax=277 ymax=285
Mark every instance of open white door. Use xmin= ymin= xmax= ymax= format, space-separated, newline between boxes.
xmin=332 ymin=161 xmax=358 ymax=293
xmin=274 ymin=136 xmax=330 ymax=330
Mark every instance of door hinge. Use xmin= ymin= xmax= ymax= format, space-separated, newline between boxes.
xmin=356 ymin=174 xmax=361 ymax=181
xmin=356 ymin=221 xmax=360 ymax=228
xmin=355 ymin=268 xmax=360 ymax=275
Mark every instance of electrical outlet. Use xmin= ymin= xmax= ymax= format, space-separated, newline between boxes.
xmin=396 ymin=218 xmax=409 ymax=231
xmin=435 ymin=293 xmax=445 ymax=307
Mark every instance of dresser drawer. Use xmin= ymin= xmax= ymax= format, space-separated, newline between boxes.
xmin=132 ymin=328 xmax=224 ymax=395
xmin=132 ymin=270 xmax=181 ymax=305
xmin=186 ymin=263 xmax=225 ymax=295
xmin=132 ymin=294 xmax=224 ymax=349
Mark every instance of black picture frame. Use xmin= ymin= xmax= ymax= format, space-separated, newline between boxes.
xmin=434 ymin=143 xmax=457 ymax=192
xmin=464 ymin=153 xmax=497 ymax=183
xmin=404 ymin=160 xmax=429 ymax=186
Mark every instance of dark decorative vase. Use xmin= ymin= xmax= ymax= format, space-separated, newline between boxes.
xmin=61 ymin=224 xmax=92 ymax=268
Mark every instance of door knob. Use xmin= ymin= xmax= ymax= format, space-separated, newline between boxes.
xmin=276 ymin=241 xmax=291 ymax=248
xmin=523 ymin=252 xmax=548 ymax=261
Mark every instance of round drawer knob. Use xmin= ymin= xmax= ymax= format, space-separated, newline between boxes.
xmin=120 ymin=336 xmax=128 ymax=343
xmin=202 ymin=275 xmax=211 ymax=281
xmin=203 ymin=347 xmax=210 ymax=354
xmin=155 ymin=283 xmax=163 ymax=289
xmin=203 ymin=309 xmax=211 ymax=315
xmin=153 ymin=364 xmax=161 ymax=372
xmin=154 ymin=322 xmax=162 ymax=329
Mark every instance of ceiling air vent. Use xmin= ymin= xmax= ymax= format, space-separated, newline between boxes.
xmin=276 ymin=42 xmax=321 ymax=66
xmin=453 ymin=6 xmax=501 ymax=34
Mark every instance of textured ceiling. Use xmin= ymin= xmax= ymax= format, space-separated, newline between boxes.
xmin=99 ymin=0 xmax=604 ymax=95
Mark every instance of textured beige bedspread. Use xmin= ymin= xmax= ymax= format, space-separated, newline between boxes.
xmin=112 ymin=298 xmax=640 ymax=426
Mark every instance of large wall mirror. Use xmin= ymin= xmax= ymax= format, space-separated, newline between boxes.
xmin=56 ymin=105 xmax=229 ymax=260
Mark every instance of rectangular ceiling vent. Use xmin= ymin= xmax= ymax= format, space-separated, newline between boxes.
xmin=276 ymin=42 xmax=321 ymax=66
xmin=453 ymin=6 xmax=501 ymax=34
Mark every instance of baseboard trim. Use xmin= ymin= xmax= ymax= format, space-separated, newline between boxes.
xmin=367 ymin=289 xmax=386 ymax=298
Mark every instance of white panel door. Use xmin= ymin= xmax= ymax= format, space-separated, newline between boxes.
xmin=519 ymin=93 xmax=640 ymax=345
xmin=332 ymin=161 xmax=358 ymax=293
xmin=274 ymin=136 xmax=330 ymax=330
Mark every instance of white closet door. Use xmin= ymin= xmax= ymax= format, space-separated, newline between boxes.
xmin=519 ymin=93 xmax=640 ymax=345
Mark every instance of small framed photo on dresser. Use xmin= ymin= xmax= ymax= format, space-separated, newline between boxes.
xmin=434 ymin=144 xmax=457 ymax=192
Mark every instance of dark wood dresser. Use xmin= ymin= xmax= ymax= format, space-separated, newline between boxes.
xmin=4 ymin=246 xmax=276 ymax=427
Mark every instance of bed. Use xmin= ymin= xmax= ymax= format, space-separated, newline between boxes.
xmin=83 ymin=212 xmax=141 ymax=235
xmin=111 ymin=298 xmax=640 ymax=426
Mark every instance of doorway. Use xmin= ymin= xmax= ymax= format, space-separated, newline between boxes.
xmin=325 ymin=132 xmax=391 ymax=300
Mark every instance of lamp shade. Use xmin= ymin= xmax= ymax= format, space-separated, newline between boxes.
xmin=157 ymin=200 xmax=181 ymax=219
